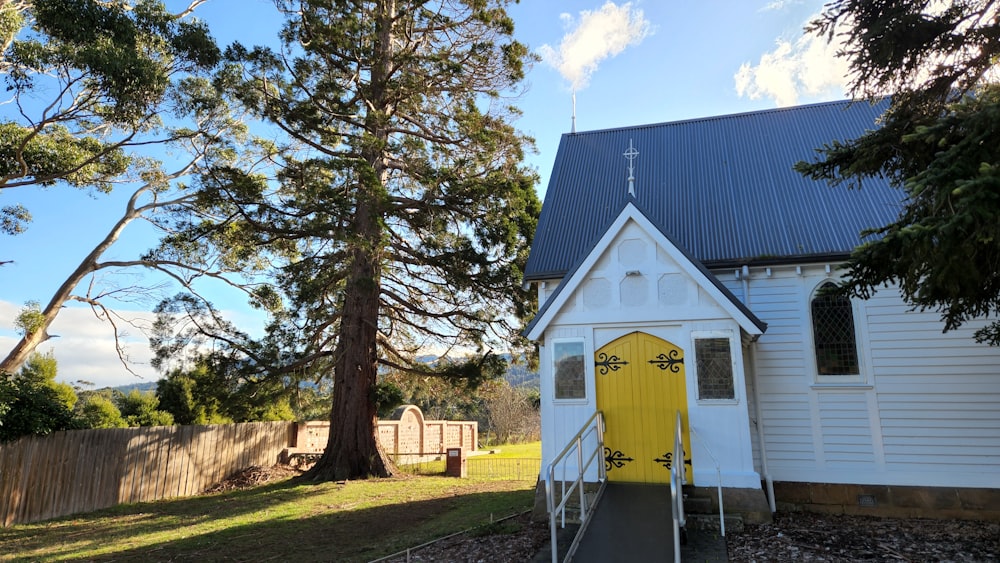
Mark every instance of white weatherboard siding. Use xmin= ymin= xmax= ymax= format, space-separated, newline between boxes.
xmin=722 ymin=264 xmax=1000 ymax=489
xmin=725 ymin=269 xmax=815 ymax=470
xmin=865 ymin=289 xmax=1000 ymax=484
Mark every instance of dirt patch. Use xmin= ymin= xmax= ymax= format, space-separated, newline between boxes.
xmin=203 ymin=464 xmax=305 ymax=493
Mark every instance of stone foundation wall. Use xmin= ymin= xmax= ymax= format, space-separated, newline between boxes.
xmin=774 ymin=482 xmax=1000 ymax=521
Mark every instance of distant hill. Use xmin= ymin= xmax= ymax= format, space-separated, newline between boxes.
xmin=111 ymin=381 xmax=159 ymax=394
xmin=415 ymin=353 xmax=538 ymax=389
xmin=504 ymin=361 xmax=538 ymax=389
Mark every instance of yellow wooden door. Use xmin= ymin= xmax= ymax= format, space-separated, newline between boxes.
xmin=595 ymin=332 xmax=692 ymax=484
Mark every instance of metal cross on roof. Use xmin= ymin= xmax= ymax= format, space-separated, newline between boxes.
xmin=624 ymin=139 xmax=638 ymax=196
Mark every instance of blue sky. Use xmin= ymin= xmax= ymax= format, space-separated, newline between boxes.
xmin=0 ymin=0 xmax=849 ymax=387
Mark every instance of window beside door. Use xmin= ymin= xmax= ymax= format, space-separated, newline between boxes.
xmin=553 ymin=339 xmax=586 ymax=400
xmin=694 ymin=335 xmax=736 ymax=401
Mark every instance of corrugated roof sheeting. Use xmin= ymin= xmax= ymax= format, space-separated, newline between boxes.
xmin=524 ymin=99 xmax=903 ymax=280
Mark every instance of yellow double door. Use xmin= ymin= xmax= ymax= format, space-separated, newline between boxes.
xmin=596 ymin=332 xmax=692 ymax=484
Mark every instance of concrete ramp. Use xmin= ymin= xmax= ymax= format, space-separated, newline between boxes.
xmin=571 ymin=483 xmax=674 ymax=562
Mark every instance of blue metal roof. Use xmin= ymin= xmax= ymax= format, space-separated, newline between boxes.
xmin=524 ymin=99 xmax=903 ymax=281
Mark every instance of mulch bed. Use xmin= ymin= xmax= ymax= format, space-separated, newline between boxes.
xmin=727 ymin=511 xmax=1000 ymax=562
xmin=202 ymin=464 xmax=304 ymax=493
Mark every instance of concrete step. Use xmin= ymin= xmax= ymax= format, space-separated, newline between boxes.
xmin=684 ymin=495 xmax=713 ymax=514
xmin=682 ymin=485 xmax=772 ymax=525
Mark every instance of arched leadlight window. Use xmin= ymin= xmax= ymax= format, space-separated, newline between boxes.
xmin=811 ymin=282 xmax=860 ymax=376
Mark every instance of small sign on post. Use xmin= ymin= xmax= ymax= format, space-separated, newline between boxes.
xmin=445 ymin=447 xmax=466 ymax=478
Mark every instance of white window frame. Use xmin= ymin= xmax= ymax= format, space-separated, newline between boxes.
xmin=809 ymin=279 xmax=868 ymax=386
xmin=551 ymin=337 xmax=588 ymax=403
xmin=691 ymin=330 xmax=739 ymax=405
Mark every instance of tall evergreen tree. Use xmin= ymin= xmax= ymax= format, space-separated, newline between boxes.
xmin=201 ymin=0 xmax=539 ymax=480
xmin=797 ymin=0 xmax=1000 ymax=344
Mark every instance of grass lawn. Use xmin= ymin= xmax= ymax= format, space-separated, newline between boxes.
xmin=0 ymin=450 xmax=542 ymax=562
xmin=479 ymin=441 xmax=540 ymax=458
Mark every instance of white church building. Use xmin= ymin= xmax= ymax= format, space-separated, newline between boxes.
xmin=523 ymin=99 xmax=1000 ymax=520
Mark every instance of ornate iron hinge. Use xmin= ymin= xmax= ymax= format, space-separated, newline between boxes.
xmin=604 ymin=447 xmax=634 ymax=470
xmin=648 ymin=349 xmax=684 ymax=373
xmin=653 ymin=450 xmax=692 ymax=471
xmin=595 ymin=353 xmax=628 ymax=375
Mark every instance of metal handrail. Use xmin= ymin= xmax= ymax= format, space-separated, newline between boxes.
xmin=670 ymin=411 xmax=686 ymax=562
xmin=689 ymin=424 xmax=726 ymax=537
xmin=546 ymin=411 xmax=606 ymax=563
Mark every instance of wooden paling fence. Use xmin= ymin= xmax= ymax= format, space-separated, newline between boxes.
xmin=0 ymin=421 xmax=295 ymax=527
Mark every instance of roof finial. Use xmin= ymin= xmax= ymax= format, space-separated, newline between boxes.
xmin=624 ymin=139 xmax=638 ymax=196
xmin=571 ymin=92 xmax=577 ymax=134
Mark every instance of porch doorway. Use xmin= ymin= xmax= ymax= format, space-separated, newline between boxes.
xmin=595 ymin=332 xmax=692 ymax=483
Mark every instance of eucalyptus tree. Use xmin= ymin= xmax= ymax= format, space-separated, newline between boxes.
xmin=0 ymin=0 xmax=214 ymax=233
xmin=0 ymin=0 xmax=272 ymax=374
xmin=797 ymin=0 xmax=1000 ymax=343
xmin=208 ymin=0 xmax=540 ymax=480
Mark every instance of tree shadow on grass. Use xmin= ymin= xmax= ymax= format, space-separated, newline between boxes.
xmin=1 ymin=478 xmax=535 ymax=563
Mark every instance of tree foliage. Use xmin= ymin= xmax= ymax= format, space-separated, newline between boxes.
xmin=154 ymin=356 xmax=296 ymax=425
xmin=75 ymin=392 xmax=127 ymax=429
xmin=0 ymin=349 xmax=177 ymax=435
xmin=0 ymin=0 xmax=218 ymax=232
xmin=0 ymin=352 xmax=79 ymax=441
xmin=0 ymin=0 xmax=274 ymax=375
xmin=150 ymin=296 xmax=306 ymax=423
xmin=481 ymin=379 xmax=539 ymax=445
xmin=162 ymin=0 xmax=541 ymax=481
xmin=156 ymin=364 xmax=228 ymax=425
xmin=116 ymin=389 xmax=175 ymax=427
xmin=797 ymin=0 xmax=1000 ymax=343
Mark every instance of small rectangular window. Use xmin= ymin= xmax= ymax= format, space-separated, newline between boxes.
xmin=553 ymin=340 xmax=586 ymax=400
xmin=695 ymin=338 xmax=734 ymax=400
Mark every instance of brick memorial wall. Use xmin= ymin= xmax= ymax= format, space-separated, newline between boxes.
xmin=286 ymin=405 xmax=477 ymax=460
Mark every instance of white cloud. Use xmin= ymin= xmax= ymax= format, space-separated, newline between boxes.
xmin=539 ymin=2 xmax=653 ymax=92
xmin=0 ymin=300 xmax=158 ymax=388
xmin=0 ymin=301 xmax=266 ymax=389
xmin=734 ymin=15 xmax=850 ymax=106
xmin=760 ymin=0 xmax=802 ymax=12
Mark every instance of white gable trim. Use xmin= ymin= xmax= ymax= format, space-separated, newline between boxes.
xmin=525 ymin=201 xmax=765 ymax=341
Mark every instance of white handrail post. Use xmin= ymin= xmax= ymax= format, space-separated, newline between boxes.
xmin=717 ymin=464 xmax=725 ymax=537
xmin=671 ymin=410 xmax=685 ymax=562
xmin=545 ymin=411 xmax=606 ymax=563
xmin=560 ymin=463 xmax=567 ymax=527
xmin=597 ymin=413 xmax=607 ymax=482
xmin=689 ymin=424 xmax=726 ymax=537
xmin=576 ymin=435 xmax=587 ymax=520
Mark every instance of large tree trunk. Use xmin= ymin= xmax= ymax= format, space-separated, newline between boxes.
xmin=301 ymin=0 xmax=399 ymax=481
xmin=303 ymin=198 xmax=396 ymax=481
